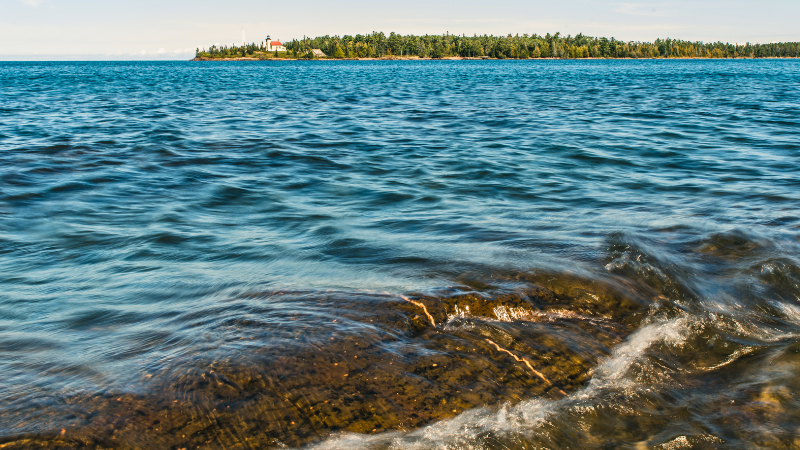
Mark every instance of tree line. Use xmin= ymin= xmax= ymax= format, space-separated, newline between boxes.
xmin=195 ymin=32 xmax=800 ymax=59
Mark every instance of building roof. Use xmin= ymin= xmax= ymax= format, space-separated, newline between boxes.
xmin=270 ymin=41 xmax=283 ymax=46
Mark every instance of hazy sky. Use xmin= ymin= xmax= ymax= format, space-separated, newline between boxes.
xmin=1 ymin=0 xmax=798 ymax=59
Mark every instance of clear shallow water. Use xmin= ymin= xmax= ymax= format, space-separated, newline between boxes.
xmin=1 ymin=60 xmax=800 ymax=448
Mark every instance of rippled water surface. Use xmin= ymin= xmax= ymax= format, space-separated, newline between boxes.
xmin=1 ymin=60 xmax=800 ymax=449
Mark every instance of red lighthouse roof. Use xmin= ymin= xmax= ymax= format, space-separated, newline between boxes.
xmin=270 ymin=41 xmax=283 ymax=46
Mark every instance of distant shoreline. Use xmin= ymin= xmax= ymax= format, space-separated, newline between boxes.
xmin=191 ymin=56 xmax=800 ymax=61
xmin=195 ymin=33 xmax=800 ymax=60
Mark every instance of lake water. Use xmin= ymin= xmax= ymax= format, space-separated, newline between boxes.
xmin=1 ymin=60 xmax=800 ymax=449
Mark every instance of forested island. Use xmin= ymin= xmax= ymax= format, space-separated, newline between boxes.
xmin=194 ymin=32 xmax=800 ymax=60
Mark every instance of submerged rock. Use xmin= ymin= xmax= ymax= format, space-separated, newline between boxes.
xmin=0 ymin=272 xmax=652 ymax=449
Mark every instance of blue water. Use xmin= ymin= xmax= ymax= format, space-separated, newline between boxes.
xmin=2 ymin=60 xmax=800 ymax=448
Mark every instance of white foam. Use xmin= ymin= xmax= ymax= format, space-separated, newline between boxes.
xmin=771 ymin=299 xmax=800 ymax=326
xmin=493 ymin=305 xmax=611 ymax=326
xmin=308 ymin=314 xmax=694 ymax=450
xmin=589 ymin=315 xmax=689 ymax=383
xmin=700 ymin=296 xmax=800 ymax=343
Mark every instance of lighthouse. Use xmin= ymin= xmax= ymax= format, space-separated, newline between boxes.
xmin=266 ymin=35 xmax=286 ymax=52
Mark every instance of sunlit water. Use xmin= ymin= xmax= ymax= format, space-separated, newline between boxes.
xmin=1 ymin=60 xmax=799 ymax=449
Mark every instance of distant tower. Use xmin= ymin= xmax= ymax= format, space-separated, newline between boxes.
xmin=241 ymin=28 xmax=246 ymax=46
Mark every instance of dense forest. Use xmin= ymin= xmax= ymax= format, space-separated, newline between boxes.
xmin=195 ymin=32 xmax=800 ymax=59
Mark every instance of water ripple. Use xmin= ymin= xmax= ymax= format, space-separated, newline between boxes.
xmin=1 ymin=59 xmax=799 ymax=448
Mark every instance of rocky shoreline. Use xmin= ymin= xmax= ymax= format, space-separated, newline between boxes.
xmin=0 ymin=272 xmax=650 ymax=449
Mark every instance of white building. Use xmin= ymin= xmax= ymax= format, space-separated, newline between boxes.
xmin=267 ymin=39 xmax=286 ymax=52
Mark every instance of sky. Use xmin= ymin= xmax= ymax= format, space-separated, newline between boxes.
xmin=1 ymin=0 xmax=798 ymax=60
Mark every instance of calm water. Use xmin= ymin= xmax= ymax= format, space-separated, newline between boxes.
xmin=1 ymin=60 xmax=800 ymax=449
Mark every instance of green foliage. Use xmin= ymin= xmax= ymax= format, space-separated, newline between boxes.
xmin=195 ymin=34 xmax=800 ymax=60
